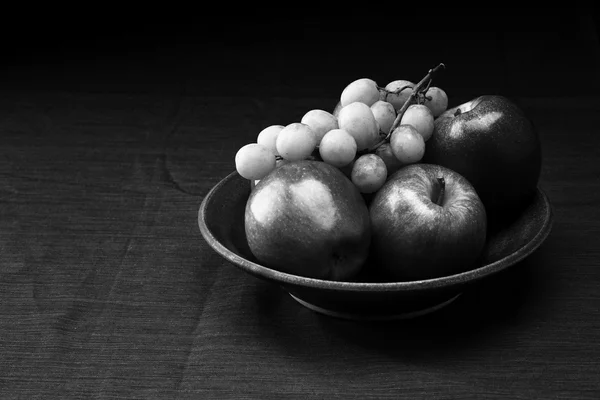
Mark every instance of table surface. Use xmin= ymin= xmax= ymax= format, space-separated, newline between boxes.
xmin=1 ymin=13 xmax=600 ymax=399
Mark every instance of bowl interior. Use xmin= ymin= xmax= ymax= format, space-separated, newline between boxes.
xmin=198 ymin=171 xmax=553 ymax=292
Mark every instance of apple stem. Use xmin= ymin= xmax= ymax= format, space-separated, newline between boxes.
xmin=434 ymin=177 xmax=446 ymax=206
xmin=363 ymin=63 xmax=446 ymax=154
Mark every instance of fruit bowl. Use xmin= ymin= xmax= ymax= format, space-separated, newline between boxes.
xmin=198 ymin=171 xmax=554 ymax=321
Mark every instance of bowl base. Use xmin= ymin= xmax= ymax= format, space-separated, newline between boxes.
xmin=289 ymin=292 xmax=462 ymax=321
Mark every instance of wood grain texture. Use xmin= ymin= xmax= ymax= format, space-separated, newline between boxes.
xmin=1 ymin=12 xmax=600 ymax=399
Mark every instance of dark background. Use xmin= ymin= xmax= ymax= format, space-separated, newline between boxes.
xmin=0 ymin=6 xmax=599 ymax=101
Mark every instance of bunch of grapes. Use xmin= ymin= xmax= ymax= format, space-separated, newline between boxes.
xmin=234 ymin=64 xmax=449 ymax=193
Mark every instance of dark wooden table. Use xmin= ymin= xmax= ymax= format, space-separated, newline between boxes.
xmin=1 ymin=11 xmax=600 ymax=399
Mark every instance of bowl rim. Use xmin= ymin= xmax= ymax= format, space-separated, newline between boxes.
xmin=198 ymin=170 xmax=554 ymax=293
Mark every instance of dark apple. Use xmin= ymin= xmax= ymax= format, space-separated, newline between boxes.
xmin=369 ymin=163 xmax=487 ymax=282
xmin=422 ymin=95 xmax=542 ymax=223
xmin=245 ymin=160 xmax=371 ymax=281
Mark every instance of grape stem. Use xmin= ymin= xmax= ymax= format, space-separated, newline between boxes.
xmin=378 ymin=84 xmax=413 ymax=102
xmin=362 ymin=62 xmax=446 ymax=154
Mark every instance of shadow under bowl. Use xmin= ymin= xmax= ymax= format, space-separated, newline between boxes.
xmin=198 ymin=171 xmax=554 ymax=321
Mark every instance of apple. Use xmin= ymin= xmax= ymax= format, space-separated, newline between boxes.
xmin=245 ymin=160 xmax=371 ymax=281
xmin=422 ymin=95 xmax=542 ymax=224
xmin=251 ymin=158 xmax=290 ymax=189
xmin=369 ymin=163 xmax=487 ymax=282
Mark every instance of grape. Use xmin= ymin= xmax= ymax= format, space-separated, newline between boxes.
xmin=276 ymin=122 xmax=318 ymax=161
xmin=256 ymin=125 xmax=284 ymax=155
xmin=301 ymin=109 xmax=339 ymax=144
xmin=351 ymin=154 xmax=388 ymax=193
xmin=235 ymin=143 xmax=277 ymax=180
xmin=370 ymin=100 xmax=396 ymax=135
xmin=375 ymin=142 xmax=403 ymax=176
xmin=337 ymin=102 xmax=380 ymax=151
xmin=340 ymin=78 xmax=380 ymax=107
xmin=383 ymin=80 xmax=414 ymax=111
xmin=400 ymin=104 xmax=434 ymax=141
xmin=424 ymin=86 xmax=449 ymax=118
xmin=390 ymin=125 xmax=425 ymax=164
xmin=318 ymin=129 xmax=357 ymax=167
xmin=253 ymin=158 xmax=289 ymax=187
xmin=332 ymin=101 xmax=343 ymax=119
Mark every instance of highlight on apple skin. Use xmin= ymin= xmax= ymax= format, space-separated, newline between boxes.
xmin=369 ymin=163 xmax=487 ymax=282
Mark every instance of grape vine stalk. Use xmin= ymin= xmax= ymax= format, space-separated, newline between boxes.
xmin=360 ymin=62 xmax=446 ymax=155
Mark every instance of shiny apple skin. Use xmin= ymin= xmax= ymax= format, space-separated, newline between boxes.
xmin=369 ymin=163 xmax=487 ymax=282
xmin=245 ymin=160 xmax=371 ymax=281
xmin=423 ymin=95 xmax=542 ymax=223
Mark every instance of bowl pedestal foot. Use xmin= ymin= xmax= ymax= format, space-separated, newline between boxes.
xmin=289 ymin=292 xmax=462 ymax=321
